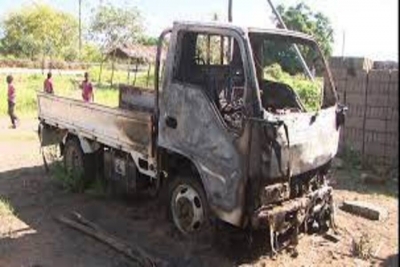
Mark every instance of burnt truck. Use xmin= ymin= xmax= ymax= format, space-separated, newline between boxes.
xmin=38 ymin=21 xmax=346 ymax=251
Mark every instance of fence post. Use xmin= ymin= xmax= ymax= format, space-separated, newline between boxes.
xmin=361 ymin=71 xmax=369 ymax=167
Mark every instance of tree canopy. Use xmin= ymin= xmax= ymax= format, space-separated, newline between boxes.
xmin=276 ymin=3 xmax=334 ymax=58
xmin=0 ymin=4 xmax=79 ymax=60
xmin=265 ymin=2 xmax=334 ymax=75
xmin=89 ymin=4 xmax=143 ymax=52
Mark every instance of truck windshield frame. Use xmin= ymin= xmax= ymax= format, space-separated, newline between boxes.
xmin=248 ymin=31 xmax=337 ymax=114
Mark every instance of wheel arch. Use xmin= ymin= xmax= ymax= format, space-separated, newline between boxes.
xmin=160 ymin=147 xmax=244 ymax=227
xmin=161 ymin=148 xmax=206 ymax=193
xmin=62 ymin=133 xmax=101 ymax=155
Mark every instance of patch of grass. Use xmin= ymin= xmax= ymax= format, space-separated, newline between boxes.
xmin=85 ymin=177 xmax=108 ymax=198
xmin=52 ymin=161 xmax=108 ymax=197
xmin=335 ymin=144 xmax=398 ymax=198
xmin=43 ymin=145 xmax=107 ymax=196
xmin=52 ymin=161 xmax=86 ymax=193
xmin=95 ymin=87 xmax=119 ymax=107
xmin=88 ymin=65 xmax=154 ymax=88
xmin=339 ymin=144 xmax=363 ymax=171
xmin=0 ymin=69 xmax=153 ymax=119
xmin=352 ymin=233 xmax=373 ymax=260
xmin=0 ymin=197 xmax=14 ymax=216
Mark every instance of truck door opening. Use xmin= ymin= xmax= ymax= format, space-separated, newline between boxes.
xmin=173 ymin=31 xmax=246 ymax=130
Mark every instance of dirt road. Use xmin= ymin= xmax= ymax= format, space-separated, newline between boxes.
xmin=0 ymin=118 xmax=398 ymax=267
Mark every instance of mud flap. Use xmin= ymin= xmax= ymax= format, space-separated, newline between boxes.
xmin=38 ymin=123 xmax=66 ymax=147
xmin=38 ymin=123 xmax=66 ymax=173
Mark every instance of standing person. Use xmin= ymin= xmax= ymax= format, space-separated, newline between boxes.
xmin=81 ymin=72 xmax=94 ymax=102
xmin=43 ymin=72 xmax=54 ymax=94
xmin=6 ymin=75 xmax=18 ymax=129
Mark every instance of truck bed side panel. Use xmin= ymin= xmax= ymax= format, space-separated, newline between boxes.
xmin=37 ymin=93 xmax=152 ymax=156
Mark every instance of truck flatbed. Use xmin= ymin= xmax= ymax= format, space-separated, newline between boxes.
xmin=37 ymin=92 xmax=153 ymax=157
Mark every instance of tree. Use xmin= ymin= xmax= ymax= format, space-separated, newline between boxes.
xmin=138 ymin=36 xmax=158 ymax=46
xmin=79 ymin=0 xmax=82 ymax=57
xmin=275 ymin=3 xmax=334 ymax=58
xmin=89 ymin=4 xmax=143 ymax=50
xmin=1 ymin=4 xmax=79 ymax=60
xmin=89 ymin=3 xmax=143 ymax=85
xmin=81 ymin=43 xmax=102 ymax=62
xmin=266 ymin=2 xmax=334 ymax=75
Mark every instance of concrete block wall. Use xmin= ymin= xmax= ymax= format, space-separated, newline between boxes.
xmin=330 ymin=62 xmax=399 ymax=169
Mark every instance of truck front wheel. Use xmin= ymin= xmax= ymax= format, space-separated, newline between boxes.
xmin=168 ymin=175 xmax=210 ymax=236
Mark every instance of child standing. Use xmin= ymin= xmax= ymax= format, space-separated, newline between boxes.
xmin=6 ymin=75 xmax=18 ymax=128
xmin=81 ymin=72 xmax=94 ymax=102
xmin=43 ymin=72 xmax=54 ymax=94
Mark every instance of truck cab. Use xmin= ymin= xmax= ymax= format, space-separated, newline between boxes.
xmin=155 ymin=22 xmax=343 ymax=244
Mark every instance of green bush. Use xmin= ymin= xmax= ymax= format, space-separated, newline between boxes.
xmin=264 ymin=63 xmax=322 ymax=111
xmin=81 ymin=44 xmax=103 ymax=63
xmin=53 ymin=162 xmax=86 ymax=193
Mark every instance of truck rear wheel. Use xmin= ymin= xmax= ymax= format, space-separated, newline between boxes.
xmin=168 ymin=175 xmax=210 ymax=236
xmin=63 ymin=137 xmax=94 ymax=190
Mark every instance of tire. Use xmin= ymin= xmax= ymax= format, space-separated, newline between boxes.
xmin=63 ymin=137 xmax=95 ymax=191
xmin=168 ymin=175 xmax=211 ymax=237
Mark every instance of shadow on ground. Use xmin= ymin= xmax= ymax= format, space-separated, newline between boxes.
xmin=0 ymin=164 xmax=271 ymax=267
xmin=380 ymin=254 xmax=399 ymax=267
xmin=330 ymin=167 xmax=398 ymax=199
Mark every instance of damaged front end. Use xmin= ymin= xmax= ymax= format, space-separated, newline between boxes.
xmin=245 ymin=30 xmax=343 ymax=253
xmin=247 ymin=104 xmax=340 ymax=250
xmin=252 ymin=170 xmax=336 ymax=254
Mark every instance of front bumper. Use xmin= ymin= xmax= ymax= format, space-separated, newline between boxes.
xmin=252 ymin=185 xmax=334 ymax=232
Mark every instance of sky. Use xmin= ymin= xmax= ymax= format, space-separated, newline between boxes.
xmin=0 ymin=0 xmax=398 ymax=61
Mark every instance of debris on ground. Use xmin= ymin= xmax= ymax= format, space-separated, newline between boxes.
xmin=351 ymin=232 xmax=373 ymax=260
xmin=340 ymin=200 xmax=388 ymax=221
xmin=56 ymin=212 xmax=159 ymax=267
xmin=322 ymin=233 xmax=340 ymax=243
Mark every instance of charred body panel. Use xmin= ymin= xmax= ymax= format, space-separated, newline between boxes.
xmin=158 ymin=82 xmax=247 ymax=225
xmin=119 ymin=85 xmax=155 ymax=113
xmin=256 ymin=105 xmax=340 ymax=180
xmin=157 ymin=24 xmax=261 ymax=227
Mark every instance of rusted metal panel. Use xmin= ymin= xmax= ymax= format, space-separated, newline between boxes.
xmin=37 ymin=93 xmax=152 ymax=157
xmin=158 ymin=82 xmax=246 ymax=225
xmin=157 ymin=24 xmax=259 ymax=227
xmin=248 ymin=106 xmax=340 ymax=190
xmin=271 ymin=106 xmax=340 ymax=177
xmin=119 ymin=85 xmax=155 ymax=113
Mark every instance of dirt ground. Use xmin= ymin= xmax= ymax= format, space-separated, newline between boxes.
xmin=0 ymin=118 xmax=398 ymax=267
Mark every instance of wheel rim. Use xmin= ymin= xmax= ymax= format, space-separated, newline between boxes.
xmin=171 ymin=184 xmax=205 ymax=234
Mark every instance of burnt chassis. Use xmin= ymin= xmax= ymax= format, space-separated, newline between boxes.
xmin=246 ymin=109 xmax=341 ymax=254
xmin=252 ymin=178 xmax=335 ymax=254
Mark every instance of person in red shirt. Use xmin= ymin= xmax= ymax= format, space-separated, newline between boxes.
xmin=81 ymin=72 xmax=94 ymax=102
xmin=43 ymin=72 xmax=54 ymax=94
xmin=6 ymin=75 xmax=18 ymax=128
